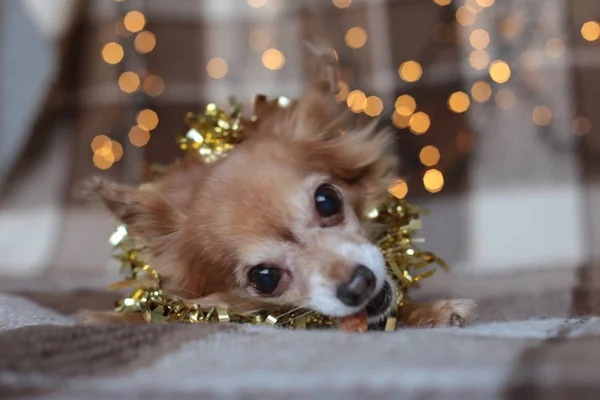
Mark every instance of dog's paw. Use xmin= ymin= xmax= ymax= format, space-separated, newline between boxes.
xmin=401 ymin=299 xmax=476 ymax=328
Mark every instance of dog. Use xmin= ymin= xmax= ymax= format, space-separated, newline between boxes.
xmin=81 ymin=48 xmax=474 ymax=328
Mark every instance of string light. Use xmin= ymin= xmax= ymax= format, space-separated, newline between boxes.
xmin=118 ymin=71 xmax=141 ymax=93
xmin=111 ymin=140 xmax=124 ymax=162
xmin=471 ymin=81 xmax=492 ymax=103
xmin=123 ymin=11 xmax=146 ymax=33
xmin=495 ymin=88 xmax=516 ymax=109
xmin=93 ymin=153 xmax=113 ymax=170
xmin=346 ymin=90 xmax=367 ymax=113
xmin=91 ymin=135 xmax=112 ymax=153
xmin=423 ymin=169 xmax=444 ymax=193
xmin=456 ymin=6 xmax=476 ymax=26
xmin=475 ymin=0 xmax=495 ymax=7
xmin=249 ymin=29 xmax=270 ymax=51
xmin=469 ymin=29 xmax=490 ymax=50
xmin=388 ymin=180 xmax=408 ymax=199
xmin=143 ymin=75 xmax=165 ymax=97
xmin=102 ymin=42 xmax=124 ymax=64
xmin=572 ymin=116 xmax=592 ymax=136
xmin=532 ymin=106 xmax=552 ymax=126
xmin=134 ymin=31 xmax=156 ymax=54
xmin=364 ymin=96 xmax=384 ymax=117
xmin=500 ymin=15 xmax=523 ymax=40
xmin=128 ymin=126 xmax=151 ymax=147
xmin=247 ymin=0 xmax=267 ymax=7
xmin=581 ymin=21 xmax=600 ymax=42
xmin=392 ymin=112 xmax=410 ymax=129
xmin=206 ymin=57 xmax=229 ymax=79
xmin=345 ymin=27 xmax=368 ymax=49
xmin=395 ymin=95 xmax=417 ymax=116
xmin=332 ymin=0 xmax=352 ymax=8
xmin=469 ymin=50 xmax=490 ymax=70
xmin=489 ymin=60 xmax=511 ymax=83
xmin=447 ymin=91 xmax=471 ymax=113
xmin=136 ymin=109 xmax=159 ymax=131
xmin=419 ymin=146 xmax=441 ymax=167
xmin=409 ymin=112 xmax=431 ymax=135
xmin=545 ymin=38 xmax=565 ymax=58
xmin=262 ymin=48 xmax=285 ymax=70
xmin=398 ymin=61 xmax=422 ymax=83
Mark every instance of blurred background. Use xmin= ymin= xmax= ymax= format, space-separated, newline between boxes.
xmin=1 ymin=0 xmax=599 ymax=287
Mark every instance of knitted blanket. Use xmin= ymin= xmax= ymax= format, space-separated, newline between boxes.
xmin=2 ymin=268 xmax=600 ymax=399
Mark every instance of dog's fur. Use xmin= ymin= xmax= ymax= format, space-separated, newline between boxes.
xmin=81 ymin=48 xmax=474 ymax=327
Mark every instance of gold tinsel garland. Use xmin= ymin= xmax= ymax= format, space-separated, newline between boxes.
xmin=109 ymin=97 xmax=448 ymax=331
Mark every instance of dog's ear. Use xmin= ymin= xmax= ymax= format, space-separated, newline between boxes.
xmin=77 ymin=177 xmax=183 ymax=240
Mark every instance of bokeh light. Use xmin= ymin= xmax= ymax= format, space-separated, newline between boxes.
xmin=475 ymin=0 xmax=495 ymax=7
xmin=249 ymin=29 xmax=270 ymax=51
xmin=111 ymin=140 xmax=124 ymax=162
xmin=364 ymin=96 xmax=384 ymax=117
xmin=489 ymin=60 xmax=511 ymax=83
xmin=262 ymin=48 xmax=286 ymax=70
xmin=395 ymin=95 xmax=417 ymax=117
xmin=572 ymin=116 xmax=592 ymax=136
xmin=102 ymin=42 xmax=124 ymax=64
xmin=409 ymin=112 xmax=430 ymax=135
xmin=336 ymin=81 xmax=349 ymax=102
xmin=247 ymin=0 xmax=267 ymax=7
xmin=419 ymin=145 xmax=441 ymax=167
xmin=136 ymin=109 xmax=159 ymax=131
xmin=469 ymin=49 xmax=490 ymax=70
xmin=581 ymin=21 xmax=600 ymax=42
xmin=456 ymin=6 xmax=476 ymax=26
xmin=143 ymin=75 xmax=165 ymax=97
xmin=206 ymin=57 xmax=229 ymax=79
xmin=93 ymin=153 xmax=113 ymax=170
xmin=129 ymin=126 xmax=151 ymax=147
xmin=392 ymin=112 xmax=410 ymax=129
xmin=388 ymin=180 xmax=408 ymax=199
xmin=118 ymin=71 xmax=140 ymax=93
xmin=123 ymin=11 xmax=146 ymax=33
xmin=434 ymin=0 xmax=451 ymax=5
xmin=471 ymin=81 xmax=492 ymax=103
xmin=345 ymin=27 xmax=368 ymax=49
xmin=91 ymin=135 xmax=112 ymax=153
xmin=448 ymin=91 xmax=471 ymax=113
xmin=423 ymin=169 xmax=444 ymax=193
xmin=500 ymin=15 xmax=523 ymax=40
xmin=469 ymin=29 xmax=490 ymax=50
xmin=347 ymin=90 xmax=367 ymax=113
xmin=398 ymin=61 xmax=422 ymax=83
xmin=495 ymin=88 xmax=516 ymax=109
xmin=134 ymin=31 xmax=156 ymax=54
xmin=545 ymin=38 xmax=565 ymax=58
xmin=332 ymin=0 xmax=352 ymax=8
xmin=532 ymin=106 xmax=552 ymax=126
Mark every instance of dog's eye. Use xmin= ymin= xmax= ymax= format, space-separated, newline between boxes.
xmin=314 ymin=184 xmax=343 ymax=218
xmin=248 ymin=265 xmax=282 ymax=295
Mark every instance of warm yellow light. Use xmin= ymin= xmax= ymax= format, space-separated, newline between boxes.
xmin=434 ymin=0 xmax=451 ymax=5
xmin=471 ymin=81 xmax=492 ymax=103
xmin=206 ymin=57 xmax=229 ymax=79
xmin=345 ymin=27 xmax=367 ymax=49
xmin=262 ymin=48 xmax=285 ymax=70
xmin=388 ymin=179 xmax=408 ymax=199
xmin=136 ymin=109 xmax=159 ymax=131
xmin=392 ymin=112 xmax=410 ymax=129
xmin=419 ymin=145 xmax=441 ymax=167
xmin=545 ymin=38 xmax=565 ymax=58
xmin=423 ymin=169 xmax=444 ymax=193
xmin=118 ymin=71 xmax=140 ymax=93
xmin=456 ymin=6 xmax=476 ymax=26
xmin=330 ymin=48 xmax=339 ymax=61
xmin=364 ymin=96 xmax=384 ymax=117
xmin=93 ymin=153 xmax=113 ymax=170
xmin=489 ymin=60 xmax=511 ymax=83
xmin=500 ymin=15 xmax=523 ymax=40
xmin=110 ymin=140 xmax=123 ymax=162
xmin=143 ymin=75 xmax=165 ymax=97
xmin=475 ymin=0 xmax=495 ymax=7
xmin=91 ymin=135 xmax=112 ymax=153
xmin=332 ymin=0 xmax=352 ymax=8
xmin=249 ymin=29 xmax=270 ymax=51
xmin=409 ymin=112 xmax=430 ymax=135
xmin=346 ymin=90 xmax=367 ymax=113
xmin=398 ymin=61 xmax=422 ymax=83
xmin=495 ymin=88 xmax=516 ymax=109
xmin=134 ymin=31 xmax=156 ymax=54
xmin=395 ymin=95 xmax=417 ymax=117
xmin=101 ymin=42 xmax=124 ymax=64
xmin=469 ymin=29 xmax=490 ymax=50
xmin=336 ymin=81 xmax=349 ymax=102
xmin=469 ymin=49 xmax=490 ymax=70
xmin=123 ymin=11 xmax=146 ymax=33
xmin=448 ymin=91 xmax=471 ymax=113
xmin=581 ymin=21 xmax=600 ymax=42
xmin=572 ymin=116 xmax=592 ymax=136
xmin=247 ymin=0 xmax=267 ymax=7
xmin=532 ymin=106 xmax=552 ymax=126
xmin=128 ymin=126 xmax=151 ymax=147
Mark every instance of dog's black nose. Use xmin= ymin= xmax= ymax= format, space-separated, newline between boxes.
xmin=336 ymin=265 xmax=376 ymax=306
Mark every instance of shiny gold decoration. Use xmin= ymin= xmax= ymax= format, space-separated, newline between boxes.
xmin=110 ymin=96 xmax=449 ymax=330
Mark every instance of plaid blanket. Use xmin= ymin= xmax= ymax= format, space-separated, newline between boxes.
xmin=1 ymin=267 xmax=600 ymax=399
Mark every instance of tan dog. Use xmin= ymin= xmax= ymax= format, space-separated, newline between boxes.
xmin=81 ymin=48 xmax=474 ymax=328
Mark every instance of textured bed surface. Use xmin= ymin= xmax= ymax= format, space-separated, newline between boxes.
xmin=2 ymin=268 xmax=600 ymax=399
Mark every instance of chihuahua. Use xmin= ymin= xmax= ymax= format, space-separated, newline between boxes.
xmin=82 ymin=48 xmax=474 ymax=328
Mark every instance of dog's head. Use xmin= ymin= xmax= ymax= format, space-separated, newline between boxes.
xmin=86 ymin=49 xmax=397 ymax=321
